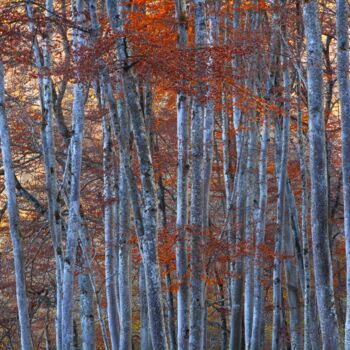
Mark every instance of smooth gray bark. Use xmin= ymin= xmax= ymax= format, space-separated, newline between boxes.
xmin=250 ymin=114 xmax=269 ymax=350
xmin=118 ymin=125 xmax=132 ymax=350
xmin=296 ymin=12 xmax=313 ymax=350
xmin=251 ymin=6 xmax=279 ymax=348
xmin=78 ymin=225 xmax=96 ymax=350
xmin=61 ymin=0 xmax=86 ymax=347
xmin=158 ymin=175 xmax=176 ymax=350
xmin=304 ymin=1 xmax=340 ymax=348
xmin=25 ymin=1 xmax=64 ymax=347
xmin=244 ymin=115 xmax=258 ymax=350
xmin=230 ymin=131 xmax=247 ymax=350
xmin=189 ymin=96 xmax=205 ymax=350
xmin=106 ymin=2 xmax=168 ymax=348
xmin=175 ymin=90 xmax=190 ymax=350
xmin=272 ymin=33 xmax=290 ymax=350
xmin=0 ymin=61 xmax=34 ymax=350
xmin=103 ymin=117 xmax=120 ymax=350
xmin=229 ymin=2 xmax=246 ymax=347
xmin=189 ymin=1 xmax=207 ymax=349
xmin=139 ymin=264 xmax=152 ymax=350
xmin=283 ymin=212 xmax=302 ymax=350
xmin=336 ymin=0 xmax=350 ymax=347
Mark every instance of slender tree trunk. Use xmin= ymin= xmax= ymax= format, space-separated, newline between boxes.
xmin=78 ymin=225 xmax=96 ymax=350
xmin=294 ymin=4 xmax=321 ymax=347
xmin=175 ymin=1 xmax=190 ymax=348
xmin=175 ymin=90 xmax=190 ymax=350
xmin=61 ymin=1 xmax=86 ymax=348
xmin=25 ymin=2 xmax=64 ymax=347
xmin=303 ymin=1 xmax=340 ymax=348
xmin=103 ymin=117 xmax=120 ymax=350
xmin=244 ymin=112 xmax=259 ymax=350
xmin=221 ymin=90 xmax=232 ymax=208
xmin=250 ymin=115 xmax=269 ymax=350
xmin=272 ymin=30 xmax=290 ymax=350
xmin=118 ymin=119 xmax=132 ymax=350
xmin=0 ymin=61 xmax=34 ymax=350
xmin=139 ymin=264 xmax=152 ymax=350
xmin=41 ymin=1 xmax=64 ymax=347
xmin=251 ymin=6 xmax=281 ymax=346
xmin=174 ymin=1 xmax=191 ymax=349
xmin=98 ymin=39 xmax=147 ymax=350
xmin=189 ymin=95 xmax=205 ymax=350
xmin=158 ymin=176 xmax=177 ymax=350
xmin=79 ymin=218 xmax=110 ymax=350
xmin=200 ymin=6 xmax=219 ymax=347
xmin=283 ymin=210 xmax=302 ymax=350
xmin=230 ymin=131 xmax=247 ymax=350
xmin=215 ymin=270 xmax=228 ymax=350
xmin=229 ymin=1 xmax=246 ymax=347
xmin=106 ymin=2 xmax=168 ymax=348
xmin=286 ymin=179 xmax=322 ymax=349
xmin=336 ymin=0 xmax=350 ymax=347
xmin=189 ymin=1 xmax=207 ymax=349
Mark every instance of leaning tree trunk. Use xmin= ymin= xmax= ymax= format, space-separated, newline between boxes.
xmin=106 ymin=2 xmax=168 ymax=348
xmin=0 ymin=61 xmax=34 ymax=350
xmin=304 ymin=1 xmax=340 ymax=348
xmin=61 ymin=0 xmax=86 ymax=348
xmin=336 ymin=0 xmax=350 ymax=347
xmin=25 ymin=1 xmax=64 ymax=347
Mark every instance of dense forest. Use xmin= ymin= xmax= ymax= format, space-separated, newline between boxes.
xmin=0 ymin=0 xmax=349 ymax=349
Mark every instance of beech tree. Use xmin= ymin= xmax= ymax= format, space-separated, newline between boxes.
xmin=1 ymin=0 xmax=350 ymax=349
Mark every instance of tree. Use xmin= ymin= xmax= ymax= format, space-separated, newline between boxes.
xmin=336 ymin=0 xmax=350 ymax=347
xmin=0 ymin=60 xmax=33 ymax=350
xmin=304 ymin=0 xmax=340 ymax=348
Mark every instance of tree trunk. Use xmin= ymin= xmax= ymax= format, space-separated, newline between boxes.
xmin=189 ymin=1 xmax=207 ymax=349
xmin=250 ymin=114 xmax=269 ymax=350
xmin=61 ymin=1 xmax=86 ymax=347
xmin=272 ymin=30 xmax=290 ymax=350
xmin=118 ymin=120 xmax=133 ymax=350
xmin=283 ymin=210 xmax=302 ymax=350
xmin=336 ymin=0 xmax=350 ymax=347
xmin=139 ymin=264 xmax=152 ymax=350
xmin=106 ymin=2 xmax=168 ymax=348
xmin=175 ymin=90 xmax=190 ymax=350
xmin=303 ymin=1 xmax=340 ymax=348
xmin=175 ymin=1 xmax=190 ymax=347
xmin=244 ymin=111 xmax=259 ymax=350
xmin=103 ymin=117 xmax=120 ymax=350
xmin=78 ymin=225 xmax=96 ymax=350
xmin=0 ymin=60 xmax=34 ymax=350
xmin=25 ymin=1 xmax=64 ymax=347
